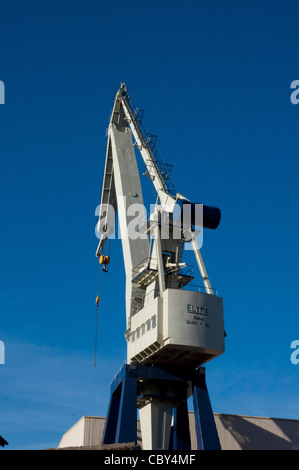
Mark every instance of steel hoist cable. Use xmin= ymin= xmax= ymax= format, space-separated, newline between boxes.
xmin=94 ymin=294 xmax=99 ymax=367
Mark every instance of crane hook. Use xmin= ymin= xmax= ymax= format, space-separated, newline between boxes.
xmin=99 ymin=255 xmax=110 ymax=273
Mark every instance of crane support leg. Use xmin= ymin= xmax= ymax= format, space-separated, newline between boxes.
xmin=192 ymin=369 xmax=221 ymax=450
xmin=172 ymin=399 xmax=191 ymax=450
xmin=102 ymin=366 xmax=137 ymax=445
xmin=101 ymin=363 xmax=221 ymax=450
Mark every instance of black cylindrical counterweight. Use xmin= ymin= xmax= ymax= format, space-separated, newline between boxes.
xmin=178 ymin=200 xmax=221 ymax=230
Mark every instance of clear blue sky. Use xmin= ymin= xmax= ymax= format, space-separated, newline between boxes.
xmin=1 ymin=0 xmax=299 ymax=450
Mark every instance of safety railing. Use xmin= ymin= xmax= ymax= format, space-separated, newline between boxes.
xmin=121 ymin=87 xmax=176 ymax=196
xmin=182 ymin=284 xmax=219 ymax=296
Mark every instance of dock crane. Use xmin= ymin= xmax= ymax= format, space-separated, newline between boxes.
xmin=95 ymin=83 xmax=225 ymax=450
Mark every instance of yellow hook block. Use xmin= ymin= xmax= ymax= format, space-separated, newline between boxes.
xmin=99 ymin=255 xmax=110 ymax=265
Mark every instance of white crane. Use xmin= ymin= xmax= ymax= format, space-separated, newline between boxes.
xmin=96 ymin=83 xmax=225 ymax=450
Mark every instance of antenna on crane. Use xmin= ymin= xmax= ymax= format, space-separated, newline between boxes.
xmin=95 ymin=83 xmax=225 ymax=450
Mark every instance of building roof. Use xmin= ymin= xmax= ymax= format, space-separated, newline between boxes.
xmin=57 ymin=413 xmax=299 ymax=450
